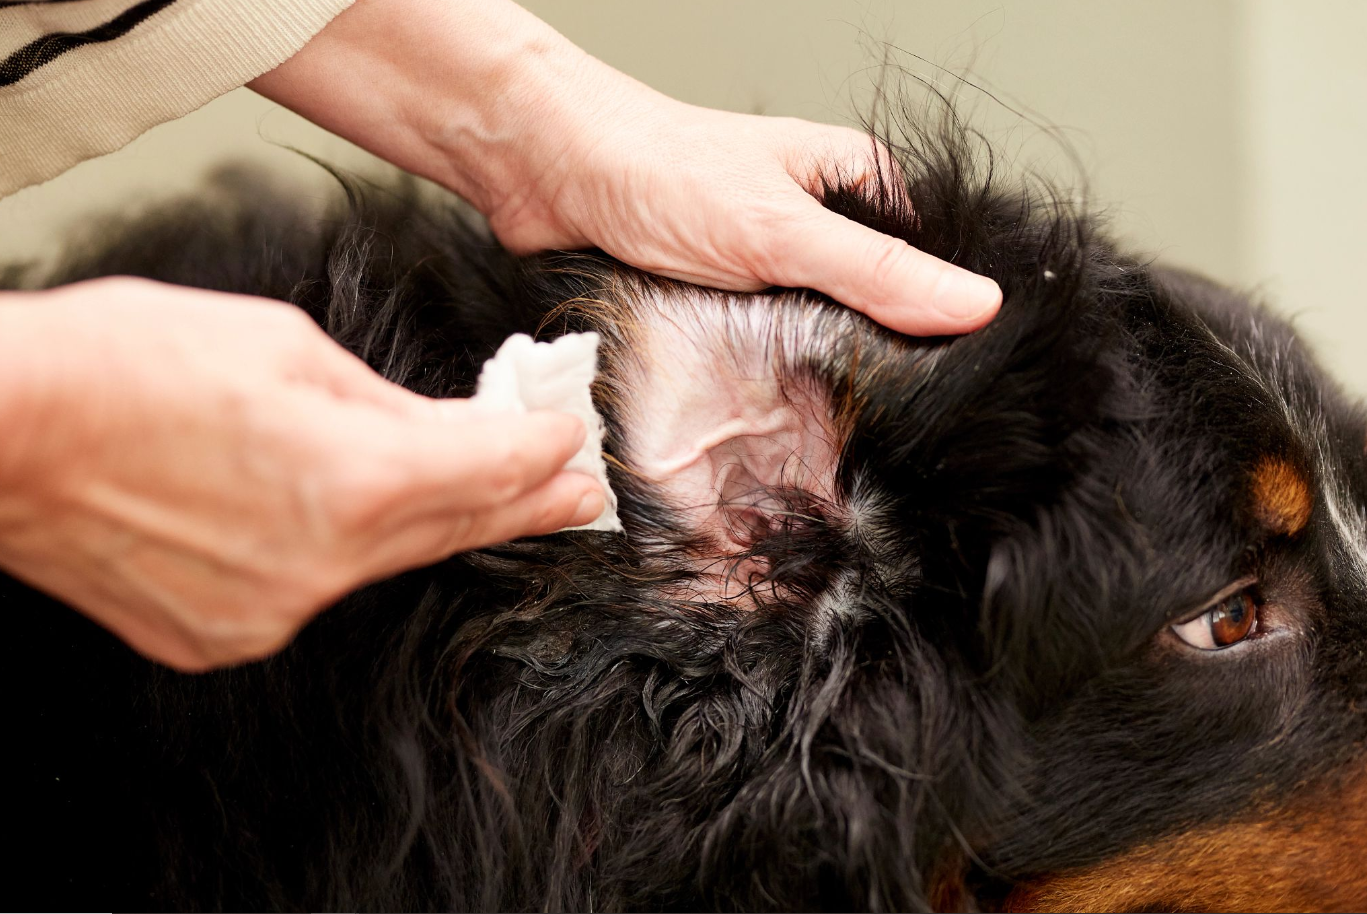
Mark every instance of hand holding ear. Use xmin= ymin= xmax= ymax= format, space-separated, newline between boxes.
xmin=484 ymin=97 xmax=1002 ymax=336
xmin=249 ymin=0 xmax=1001 ymax=336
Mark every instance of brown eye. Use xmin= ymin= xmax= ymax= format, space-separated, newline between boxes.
xmin=1171 ymin=589 xmax=1260 ymax=651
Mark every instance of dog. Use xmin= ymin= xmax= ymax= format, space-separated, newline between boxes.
xmin=7 ymin=104 xmax=1366 ymax=912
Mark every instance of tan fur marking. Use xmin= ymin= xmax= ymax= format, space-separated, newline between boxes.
xmin=1007 ymin=771 xmax=1367 ymax=913
xmin=1251 ymin=456 xmax=1314 ymax=535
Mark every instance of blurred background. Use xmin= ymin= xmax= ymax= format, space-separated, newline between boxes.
xmin=1 ymin=0 xmax=1362 ymax=393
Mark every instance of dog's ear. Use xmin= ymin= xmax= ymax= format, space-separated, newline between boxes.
xmin=829 ymin=175 xmax=1123 ymax=635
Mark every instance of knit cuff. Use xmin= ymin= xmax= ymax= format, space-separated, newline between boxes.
xmin=0 ymin=0 xmax=356 ymax=197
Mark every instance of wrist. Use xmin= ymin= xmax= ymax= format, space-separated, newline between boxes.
xmin=407 ymin=1 xmax=591 ymax=212
xmin=364 ymin=0 xmax=657 ymax=219
xmin=422 ymin=20 xmax=678 ymax=246
xmin=248 ymin=0 xmax=659 ymax=219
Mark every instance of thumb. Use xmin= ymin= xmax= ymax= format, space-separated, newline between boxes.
xmin=354 ymin=470 xmax=605 ymax=582
xmin=759 ymin=198 xmax=1001 ymax=336
xmin=375 ymin=405 xmax=589 ymax=514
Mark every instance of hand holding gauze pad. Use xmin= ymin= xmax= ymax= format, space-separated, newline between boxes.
xmin=470 ymin=333 xmax=622 ymax=533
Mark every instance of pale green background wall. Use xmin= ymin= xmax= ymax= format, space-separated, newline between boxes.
xmin=1 ymin=1 xmax=1362 ymax=393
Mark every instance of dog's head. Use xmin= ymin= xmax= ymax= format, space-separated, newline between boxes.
xmin=427 ymin=116 xmax=1367 ymax=912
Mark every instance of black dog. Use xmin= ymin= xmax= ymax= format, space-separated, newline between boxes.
xmin=8 ymin=106 xmax=1366 ymax=912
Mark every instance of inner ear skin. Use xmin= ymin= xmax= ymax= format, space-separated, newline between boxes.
xmin=591 ymin=287 xmax=876 ymax=608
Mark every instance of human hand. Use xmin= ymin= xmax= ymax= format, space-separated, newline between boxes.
xmin=248 ymin=0 xmax=1001 ymax=336
xmin=0 ymin=278 xmax=603 ymax=670
xmin=480 ymin=93 xmax=1002 ymax=337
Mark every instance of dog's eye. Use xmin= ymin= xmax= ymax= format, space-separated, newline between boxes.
xmin=1171 ymin=588 xmax=1261 ymax=650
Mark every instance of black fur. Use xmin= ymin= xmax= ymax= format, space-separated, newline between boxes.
xmin=7 ymin=105 xmax=1366 ymax=912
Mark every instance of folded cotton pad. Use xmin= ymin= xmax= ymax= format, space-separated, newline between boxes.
xmin=470 ymin=332 xmax=622 ymax=533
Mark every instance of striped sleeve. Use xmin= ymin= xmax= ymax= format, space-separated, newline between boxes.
xmin=0 ymin=0 xmax=356 ymax=197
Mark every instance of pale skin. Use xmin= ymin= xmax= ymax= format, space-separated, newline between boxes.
xmin=0 ymin=0 xmax=1002 ymax=672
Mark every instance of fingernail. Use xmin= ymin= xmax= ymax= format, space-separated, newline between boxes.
xmin=934 ymin=272 xmax=1002 ymax=322
xmin=570 ymin=488 xmax=605 ymax=526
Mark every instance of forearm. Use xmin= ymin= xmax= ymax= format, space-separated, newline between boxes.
xmin=247 ymin=0 xmax=640 ymax=215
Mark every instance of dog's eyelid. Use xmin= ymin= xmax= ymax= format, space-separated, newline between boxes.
xmin=1170 ymin=575 xmax=1260 ymax=626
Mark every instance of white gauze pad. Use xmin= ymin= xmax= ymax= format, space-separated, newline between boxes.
xmin=470 ymin=332 xmax=622 ymax=533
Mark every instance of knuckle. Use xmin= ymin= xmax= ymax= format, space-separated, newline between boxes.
xmin=78 ymin=274 xmax=149 ymax=302
xmin=533 ymin=493 xmax=578 ymax=535
xmin=247 ymin=298 xmax=321 ymax=343
xmin=929 ymin=262 xmax=964 ymax=304
xmin=438 ymin=513 xmax=482 ymax=555
xmin=239 ymin=627 xmax=293 ymax=660
xmin=829 ymin=124 xmax=876 ymax=153
xmin=743 ymin=203 xmax=813 ymax=279
xmin=84 ymin=274 xmax=132 ymax=292
xmin=185 ymin=611 xmax=297 ymax=669
xmin=749 ymin=197 xmax=798 ymax=232
xmin=161 ymin=652 xmax=215 ymax=674
xmin=273 ymin=303 xmax=324 ymax=339
xmin=288 ymin=561 xmax=348 ymax=609
xmin=222 ymin=629 xmax=298 ymax=667
xmin=158 ymin=567 xmax=342 ymax=671
xmin=322 ymin=463 xmax=404 ymax=535
xmin=483 ymin=445 xmax=533 ymax=502
xmin=863 ymin=236 xmax=911 ymax=291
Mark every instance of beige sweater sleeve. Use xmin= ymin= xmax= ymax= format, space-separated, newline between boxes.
xmin=0 ymin=0 xmax=356 ymax=198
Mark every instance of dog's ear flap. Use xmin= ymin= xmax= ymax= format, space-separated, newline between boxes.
xmin=821 ymin=120 xmax=1147 ymax=694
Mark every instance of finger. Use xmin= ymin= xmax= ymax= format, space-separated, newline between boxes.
xmin=758 ymin=195 xmax=1002 ymax=336
xmin=356 ymin=471 xmax=605 ymax=579
xmin=349 ymin=405 xmax=589 ymax=514
xmin=781 ymin=125 xmax=906 ymax=198
xmin=444 ymin=470 xmax=605 ymax=551
xmin=305 ymin=331 xmax=445 ymax=418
